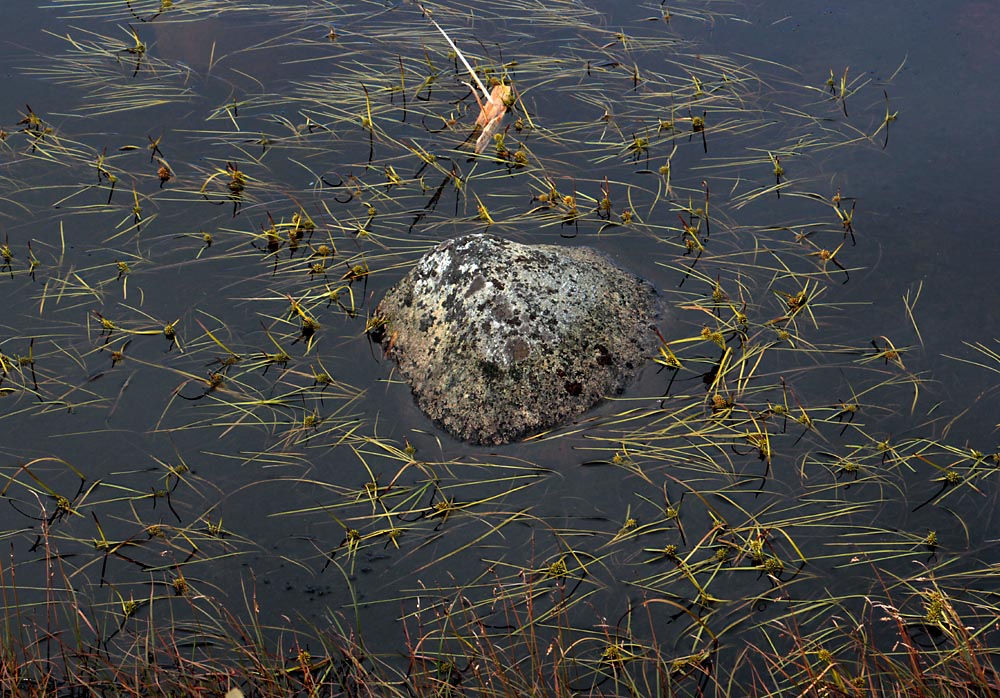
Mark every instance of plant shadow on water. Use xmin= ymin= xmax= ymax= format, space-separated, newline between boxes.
xmin=0 ymin=0 xmax=998 ymax=695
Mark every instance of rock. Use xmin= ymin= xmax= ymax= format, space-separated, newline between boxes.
xmin=370 ymin=234 xmax=661 ymax=445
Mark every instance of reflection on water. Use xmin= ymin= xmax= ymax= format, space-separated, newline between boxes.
xmin=955 ymin=1 xmax=1000 ymax=64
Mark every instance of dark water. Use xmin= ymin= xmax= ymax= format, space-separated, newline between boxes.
xmin=1 ymin=0 xmax=997 ymax=687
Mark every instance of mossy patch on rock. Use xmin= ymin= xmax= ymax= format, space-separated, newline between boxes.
xmin=372 ymin=234 xmax=661 ymax=445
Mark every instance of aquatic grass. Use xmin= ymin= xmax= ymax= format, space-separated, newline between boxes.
xmin=0 ymin=0 xmax=997 ymax=696
xmin=42 ymin=0 xmax=240 ymax=20
xmin=736 ymin=570 xmax=1000 ymax=696
xmin=22 ymin=25 xmax=200 ymax=114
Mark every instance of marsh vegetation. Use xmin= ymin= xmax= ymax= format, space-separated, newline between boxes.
xmin=0 ymin=0 xmax=997 ymax=695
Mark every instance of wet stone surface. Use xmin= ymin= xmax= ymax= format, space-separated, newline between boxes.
xmin=372 ymin=234 xmax=661 ymax=445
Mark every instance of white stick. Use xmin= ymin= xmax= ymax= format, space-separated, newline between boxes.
xmin=425 ymin=15 xmax=491 ymax=103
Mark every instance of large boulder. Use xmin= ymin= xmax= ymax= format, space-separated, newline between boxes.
xmin=370 ymin=234 xmax=661 ymax=445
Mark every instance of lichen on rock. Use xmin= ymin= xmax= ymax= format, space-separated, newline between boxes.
xmin=371 ymin=234 xmax=661 ymax=445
